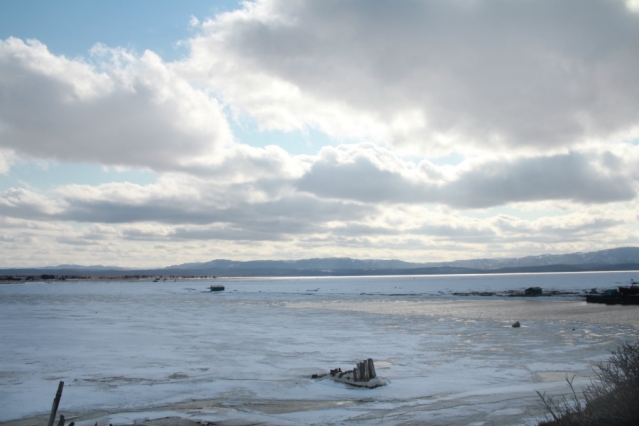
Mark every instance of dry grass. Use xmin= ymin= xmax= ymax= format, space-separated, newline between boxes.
xmin=537 ymin=340 xmax=639 ymax=426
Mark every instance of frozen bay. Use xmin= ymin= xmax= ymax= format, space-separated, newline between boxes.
xmin=1 ymin=272 xmax=638 ymax=425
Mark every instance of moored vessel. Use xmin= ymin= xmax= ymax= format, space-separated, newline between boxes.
xmin=585 ymin=281 xmax=639 ymax=304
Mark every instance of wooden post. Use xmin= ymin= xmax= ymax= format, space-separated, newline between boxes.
xmin=57 ymin=414 xmax=65 ymax=426
xmin=357 ymin=361 xmax=366 ymax=382
xmin=362 ymin=359 xmax=370 ymax=381
xmin=367 ymin=358 xmax=376 ymax=379
xmin=47 ymin=381 xmax=64 ymax=426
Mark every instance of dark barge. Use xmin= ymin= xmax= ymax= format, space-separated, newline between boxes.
xmin=585 ymin=295 xmax=639 ymax=305
xmin=585 ymin=282 xmax=639 ymax=305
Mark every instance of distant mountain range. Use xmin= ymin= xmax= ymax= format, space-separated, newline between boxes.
xmin=164 ymin=258 xmax=424 ymax=271
xmin=44 ymin=264 xmax=125 ymax=270
xmin=165 ymin=247 xmax=639 ymax=271
xmin=4 ymin=247 xmax=639 ymax=277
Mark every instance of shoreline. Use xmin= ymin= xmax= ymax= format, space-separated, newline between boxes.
xmin=3 ymin=266 xmax=639 ymax=283
xmin=1 ymin=383 xmax=575 ymax=426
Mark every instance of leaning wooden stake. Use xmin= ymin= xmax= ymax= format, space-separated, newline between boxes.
xmin=47 ymin=381 xmax=64 ymax=426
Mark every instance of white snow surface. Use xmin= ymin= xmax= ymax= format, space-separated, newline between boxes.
xmin=1 ymin=272 xmax=638 ymax=425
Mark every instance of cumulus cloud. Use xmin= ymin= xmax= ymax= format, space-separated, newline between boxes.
xmin=0 ymin=38 xmax=233 ymax=171
xmin=442 ymin=152 xmax=636 ymax=208
xmin=1 ymin=142 xmax=637 ymax=245
xmin=0 ymin=174 xmax=373 ymax=242
xmin=0 ymin=188 xmax=64 ymax=218
xmin=185 ymin=0 xmax=639 ymax=154
xmin=0 ymin=37 xmax=316 ymax=185
xmin=297 ymin=145 xmax=637 ymax=207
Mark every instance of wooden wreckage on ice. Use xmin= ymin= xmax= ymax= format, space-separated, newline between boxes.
xmin=313 ymin=358 xmax=388 ymax=388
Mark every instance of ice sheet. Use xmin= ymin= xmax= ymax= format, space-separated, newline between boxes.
xmin=1 ymin=273 xmax=638 ymax=425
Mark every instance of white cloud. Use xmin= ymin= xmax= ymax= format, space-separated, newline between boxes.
xmin=0 ymin=174 xmax=636 ymax=266
xmin=296 ymin=144 xmax=637 ymax=207
xmin=183 ymin=0 xmax=639 ymax=155
xmin=0 ymin=38 xmax=233 ymax=172
xmin=0 ymin=149 xmax=13 ymax=174
xmin=0 ymin=188 xmax=64 ymax=217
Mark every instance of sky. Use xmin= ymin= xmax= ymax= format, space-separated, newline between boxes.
xmin=1 ymin=0 xmax=639 ymax=268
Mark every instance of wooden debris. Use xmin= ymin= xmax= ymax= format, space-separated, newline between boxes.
xmin=47 ymin=381 xmax=64 ymax=426
xmin=325 ymin=358 xmax=387 ymax=388
xmin=367 ymin=358 xmax=376 ymax=378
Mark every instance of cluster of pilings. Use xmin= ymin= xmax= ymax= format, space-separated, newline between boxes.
xmin=354 ymin=358 xmax=376 ymax=382
xmin=329 ymin=358 xmax=377 ymax=382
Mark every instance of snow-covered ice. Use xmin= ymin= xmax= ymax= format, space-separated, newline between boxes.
xmin=1 ymin=272 xmax=638 ymax=425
